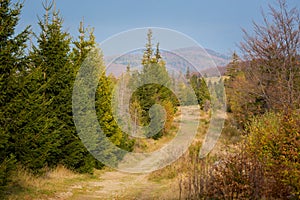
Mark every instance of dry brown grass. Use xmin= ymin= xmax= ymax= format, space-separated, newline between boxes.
xmin=46 ymin=165 xmax=78 ymax=180
xmin=6 ymin=165 xmax=84 ymax=200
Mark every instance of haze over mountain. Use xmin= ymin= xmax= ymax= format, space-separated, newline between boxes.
xmin=105 ymin=47 xmax=230 ymax=77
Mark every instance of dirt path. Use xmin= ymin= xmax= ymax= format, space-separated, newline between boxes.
xmin=51 ymin=106 xmax=205 ymax=200
xmin=51 ymin=170 xmax=178 ymax=200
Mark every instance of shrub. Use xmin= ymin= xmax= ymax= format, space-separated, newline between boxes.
xmin=180 ymin=111 xmax=300 ymax=199
xmin=246 ymin=111 xmax=300 ymax=199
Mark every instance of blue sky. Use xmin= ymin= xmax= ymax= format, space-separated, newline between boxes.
xmin=15 ymin=0 xmax=300 ymax=56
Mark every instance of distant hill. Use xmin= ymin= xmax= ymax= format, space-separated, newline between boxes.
xmin=105 ymin=47 xmax=230 ymax=77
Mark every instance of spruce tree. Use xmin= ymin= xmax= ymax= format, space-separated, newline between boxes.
xmin=71 ymin=21 xmax=106 ymax=170
xmin=189 ymin=75 xmax=210 ymax=108
xmin=95 ymin=56 xmax=135 ymax=152
xmin=0 ymin=0 xmax=29 ymax=192
xmin=75 ymin=46 xmax=134 ymax=167
xmin=15 ymin=2 xmax=68 ymax=172
xmin=18 ymin=2 xmax=95 ymax=173
xmin=72 ymin=20 xmax=96 ymax=69
xmin=131 ymin=29 xmax=178 ymax=139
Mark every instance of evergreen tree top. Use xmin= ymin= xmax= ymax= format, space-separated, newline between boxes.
xmin=0 ymin=0 xmax=30 ymax=78
xmin=141 ymin=29 xmax=164 ymax=66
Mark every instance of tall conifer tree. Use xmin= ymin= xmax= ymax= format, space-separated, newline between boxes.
xmin=131 ymin=29 xmax=178 ymax=139
xmin=0 ymin=0 xmax=29 ymax=192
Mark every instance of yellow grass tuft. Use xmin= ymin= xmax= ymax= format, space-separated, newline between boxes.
xmin=46 ymin=165 xmax=77 ymax=179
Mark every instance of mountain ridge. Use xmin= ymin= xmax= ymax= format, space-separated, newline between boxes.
xmin=105 ymin=47 xmax=230 ymax=77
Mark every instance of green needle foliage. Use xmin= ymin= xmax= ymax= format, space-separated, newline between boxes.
xmin=0 ymin=0 xmax=30 ymax=194
xmin=95 ymin=71 xmax=135 ymax=159
xmin=130 ymin=29 xmax=178 ymax=139
xmin=11 ymin=2 xmax=96 ymax=173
